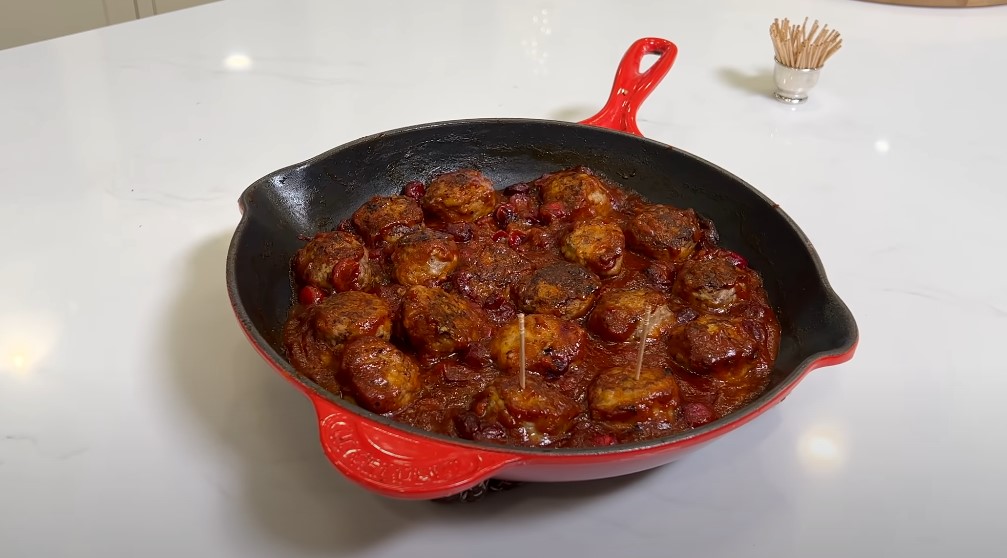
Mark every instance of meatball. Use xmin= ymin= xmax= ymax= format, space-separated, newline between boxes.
xmin=458 ymin=375 xmax=580 ymax=446
xmin=490 ymin=314 xmax=586 ymax=377
xmin=340 ymin=337 xmax=421 ymax=414
xmin=391 ymin=229 xmax=459 ymax=286
xmin=587 ymin=288 xmax=676 ymax=342
xmin=453 ymin=243 xmax=532 ymax=307
xmin=673 ymin=253 xmax=767 ymax=313
xmin=624 ymin=204 xmax=702 ymax=263
xmin=422 ymin=169 xmax=497 ymax=223
xmin=517 ymin=261 xmax=601 ymax=320
xmin=293 ymin=231 xmax=373 ymax=292
xmin=282 ymin=291 xmax=392 ymax=382
xmin=534 ymin=167 xmax=613 ymax=219
xmin=401 ymin=286 xmax=490 ymax=355
xmin=589 ymin=366 xmax=682 ymax=427
xmin=282 ymin=308 xmax=338 ymax=384
xmin=734 ymin=302 xmax=781 ymax=363
xmin=310 ymin=291 xmax=393 ymax=350
xmin=351 ymin=195 xmax=424 ymax=246
xmin=561 ymin=218 xmax=625 ymax=277
xmin=668 ymin=315 xmax=760 ymax=381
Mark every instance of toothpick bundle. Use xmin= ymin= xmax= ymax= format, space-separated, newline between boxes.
xmin=770 ymin=17 xmax=843 ymax=70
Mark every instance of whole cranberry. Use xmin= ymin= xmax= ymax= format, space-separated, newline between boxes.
xmin=503 ymin=182 xmax=532 ymax=195
xmin=682 ymin=402 xmax=715 ymax=427
xmin=495 ymin=204 xmax=517 ymax=227
xmin=539 ymin=202 xmax=569 ymax=224
xmin=298 ymin=285 xmax=326 ymax=305
xmin=507 ymin=230 xmax=527 ymax=249
xmin=402 ymin=181 xmax=425 ymax=199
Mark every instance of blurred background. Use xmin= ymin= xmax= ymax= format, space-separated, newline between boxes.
xmin=1 ymin=0 xmax=218 ymax=50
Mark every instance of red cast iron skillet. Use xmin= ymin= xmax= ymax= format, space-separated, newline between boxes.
xmin=225 ymin=38 xmax=859 ymax=500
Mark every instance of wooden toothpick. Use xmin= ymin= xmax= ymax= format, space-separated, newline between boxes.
xmin=635 ymin=307 xmax=654 ymax=381
xmin=518 ymin=313 xmax=527 ymax=389
xmin=770 ymin=16 xmax=843 ymax=69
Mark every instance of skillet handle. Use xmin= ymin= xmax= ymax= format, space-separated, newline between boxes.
xmin=580 ymin=37 xmax=678 ymax=137
xmin=310 ymin=395 xmax=522 ymax=500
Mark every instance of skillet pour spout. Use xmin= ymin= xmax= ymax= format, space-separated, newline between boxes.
xmin=225 ymin=37 xmax=858 ymax=500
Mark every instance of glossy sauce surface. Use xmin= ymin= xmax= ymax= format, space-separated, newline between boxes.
xmin=283 ymin=167 xmax=780 ymax=448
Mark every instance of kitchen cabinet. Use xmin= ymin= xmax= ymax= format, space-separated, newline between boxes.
xmin=136 ymin=0 xmax=219 ymax=17
xmin=867 ymin=0 xmax=1007 ymax=5
xmin=0 ymin=0 xmax=217 ymax=50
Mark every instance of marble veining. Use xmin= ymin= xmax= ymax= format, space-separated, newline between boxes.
xmin=0 ymin=0 xmax=1005 ymax=557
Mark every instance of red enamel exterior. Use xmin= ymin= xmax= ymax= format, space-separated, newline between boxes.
xmin=235 ymin=307 xmax=856 ymax=499
xmin=579 ymin=37 xmax=678 ymax=136
xmin=230 ymin=37 xmax=859 ymax=500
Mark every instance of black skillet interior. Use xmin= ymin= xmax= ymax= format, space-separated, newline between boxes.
xmin=228 ymin=119 xmax=858 ymax=428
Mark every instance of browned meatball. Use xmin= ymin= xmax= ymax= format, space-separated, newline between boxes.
xmin=589 ymin=366 xmax=681 ymax=427
xmin=517 ymin=261 xmax=601 ymax=319
xmin=534 ymin=167 xmax=613 ymax=219
xmin=282 ymin=308 xmax=339 ymax=384
xmin=625 ymin=205 xmax=702 ymax=263
xmin=587 ymin=288 xmax=675 ymax=342
xmin=351 ymin=195 xmax=424 ymax=246
xmin=734 ymin=302 xmax=781 ymax=364
xmin=673 ymin=253 xmax=767 ymax=313
xmin=340 ymin=337 xmax=421 ymax=414
xmin=458 ymin=375 xmax=580 ymax=446
xmin=282 ymin=291 xmax=392 ymax=382
xmin=390 ymin=229 xmax=459 ymax=286
xmin=490 ymin=314 xmax=586 ymax=377
xmin=311 ymin=291 xmax=393 ymax=350
xmin=293 ymin=231 xmax=373 ymax=292
xmin=452 ymin=243 xmax=532 ymax=307
xmin=422 ymin=169 xmax=497 ymax=223
xmin=669 ymin=315 xmax=760 ymax=381
xmin=401 ymin=286 xmax=490 ymax=355
xmin=561 ymin=218 xmax=625 ymax=277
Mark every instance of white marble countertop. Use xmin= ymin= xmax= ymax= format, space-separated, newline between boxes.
xmin=1 ymin=0 xmax=1005 ymax=556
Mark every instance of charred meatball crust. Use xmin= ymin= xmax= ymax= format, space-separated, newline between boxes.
xmin=401 ymin=286 xmax=490 ymax=355
xmin=587 ymin=288 xmax=676 ymax=342
xmin=517 ymin=261 xmax=601 ymax=319
xmin=340 ymin=336 xmax=421 ymax=414
xmin=534 ymin=167 xmax=613 ymax=219
xmin=624 ymin=204 xmax=702 ymax=263
xmin=282 ymin=291 xmax=393 ymax=381
xmin=292 ymin=231 xmax=373 ymax=292
xmin=458 ymin=375 xmax=580 ymax=446
xmin=351 ymin=195 xmax=424 ymax=246
xmin=561 ymin=218 xmax=625 ymax=277
xmin=668 ymin=315 xmax=760 ymax=381
xmin=589 ymin=366 xmax=682 ymax=426
xmin=673 ymin=253 xmax=767 ymax=313
xmin=452 ymin=243 xmax=533 ymax=307
xmin=490 ymin=314 xmax=586 ymax=377
xmin=422 ymin=169 xmax=497 ymax=223
xmin=391 ymin=229 xmax=459 ymax=286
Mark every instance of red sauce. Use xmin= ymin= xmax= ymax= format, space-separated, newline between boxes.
xmin=282 ymin=167 xmax=780 ymax=449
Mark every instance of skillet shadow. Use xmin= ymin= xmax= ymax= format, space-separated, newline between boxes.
xmin=547 ymin=105 xmax=599 ymax=123
xmin=716 ymin=67 xmax=776 ymax=99
xmin=165 ymin=232 xmax=675 ymax=553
